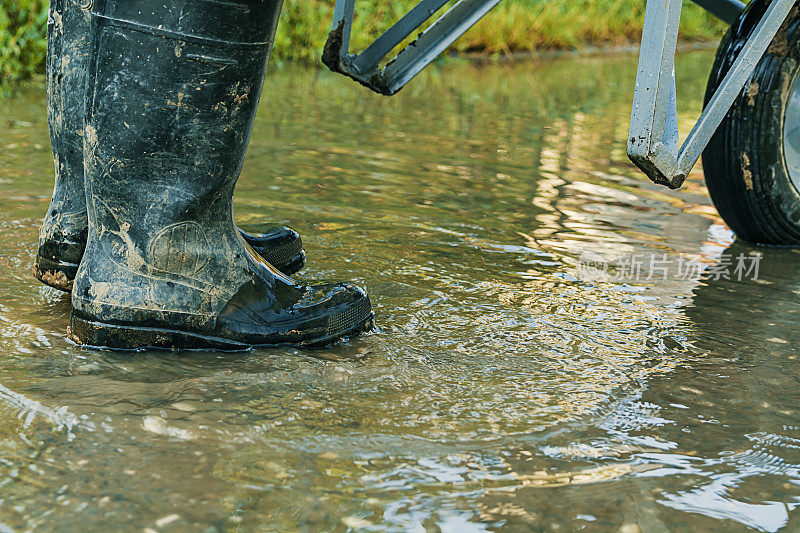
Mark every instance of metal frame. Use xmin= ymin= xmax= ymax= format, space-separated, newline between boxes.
xmin=627 ymin=0 xmax=794 ymax=189
xmin=323 ymin=0 xmax=502 ymax=96
xmin=323 ymin=0 xmax=749 ymax=97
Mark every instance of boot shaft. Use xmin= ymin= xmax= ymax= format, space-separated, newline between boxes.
xmin=84 ymin=0 xmax=284 ymax=221
xmin=40 ymin=0 xmax=93 ymax=266
xmin=47 ymin=0 xmax=92 ymax=161
xmin=74 ymin=0 xmax=284 ymax=321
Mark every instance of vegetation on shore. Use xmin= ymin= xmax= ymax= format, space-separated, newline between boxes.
xmin=0 ymin=1 xmax=47 ymax=85
xmin=1 ymin=0 xmax=727 ymax=85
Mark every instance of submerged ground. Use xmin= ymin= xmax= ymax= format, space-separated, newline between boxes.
xmin=0 ymin=51 xmax=799 ymax=531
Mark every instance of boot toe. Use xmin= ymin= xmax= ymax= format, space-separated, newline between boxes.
xmin=217 ymin=280 xmax=374 ymax=347
xmin=291 ymin=282 xmax=374 ymax=346
xmin=314 ymin=283 xmax=374 ymax=342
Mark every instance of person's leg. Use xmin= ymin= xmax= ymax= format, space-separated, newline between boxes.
xmin=68 ymin=0 xmax=374 ymax=350
xmin=36 ymin=0 xmax=307 ymax=293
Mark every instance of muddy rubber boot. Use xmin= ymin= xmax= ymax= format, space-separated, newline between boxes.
xmin=35 ymin=0 xmax=305 ymax=293
xmin=68 ymin=0 xmax=374 ymax=351
xmin=35 ymin=0 xmax=92 ymax=292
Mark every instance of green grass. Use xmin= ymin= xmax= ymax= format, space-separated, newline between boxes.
xmin=276 ymin=0 xmax=727 ymax=63
xmin=0 ymin=0 xmax=727 ymax=84
xmin=0 ymin=0 xmax=47 ymax=85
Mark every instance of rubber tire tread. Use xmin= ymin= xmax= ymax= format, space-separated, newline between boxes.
xmin=703 ymin=1 xmax=800 ymax=245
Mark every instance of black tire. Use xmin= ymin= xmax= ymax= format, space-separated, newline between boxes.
xmin=703 ymin=1 xmax=800 ymax=244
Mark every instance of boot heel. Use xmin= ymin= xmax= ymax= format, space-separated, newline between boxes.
xmin=34 ymin=255 xmax=79 ymax=292
xmin=68 ymin=314 xmax=250 ymax=352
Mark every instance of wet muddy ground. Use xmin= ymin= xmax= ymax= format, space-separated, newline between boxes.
xmin=1 ymin=51 xmax=800 ymax=531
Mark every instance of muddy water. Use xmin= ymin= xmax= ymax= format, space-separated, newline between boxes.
xmin=1 ymin=50 xmax=799 ymax=531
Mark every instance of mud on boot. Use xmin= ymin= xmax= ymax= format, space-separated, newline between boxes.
xmin=36 ymin=0 xmax=306 ymax=293
xmin=68 ymin=0 xmax=374 ymax=351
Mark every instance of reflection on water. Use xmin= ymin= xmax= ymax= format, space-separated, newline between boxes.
xmin=0 ymin=51 xmax=798 ymax=531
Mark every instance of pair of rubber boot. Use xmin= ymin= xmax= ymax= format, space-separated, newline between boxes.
xmin=36 ymin=0 xmax=374 ymax=350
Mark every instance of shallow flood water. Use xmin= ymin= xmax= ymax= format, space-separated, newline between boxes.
xmin=1 ymin=50 xmax=800 ymax=531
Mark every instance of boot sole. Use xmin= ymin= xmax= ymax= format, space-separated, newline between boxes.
xmin=67 ymin=311 xmax=375 ymax=352
xmin=34 ymin=256 xmax=79 ymax=292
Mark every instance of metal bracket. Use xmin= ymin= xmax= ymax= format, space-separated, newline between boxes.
xmin=628 ymin=0 xmax=795 ymax=189
xmin=323 ymin=0 xmax=502 ymax=96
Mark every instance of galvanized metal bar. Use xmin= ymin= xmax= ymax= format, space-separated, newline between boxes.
xmin=665 ymin=71 xmax=679 ymax=155
xmin=324 ymin=0 xmax=502 ymax=95
xmin=677 ymin=0 xmax=795 ymax=177
xmin=380 ymin=0 xmax=503 ymax=95
xmin=627 ymin=0 xmax=683 ymax=186
xmin=628 ymin=0 xmax=794 ymax=189
xmin=690 ymin=0 xmax=745 ymax=25
xmin=352 ymin=0 xmax=451 ymax=74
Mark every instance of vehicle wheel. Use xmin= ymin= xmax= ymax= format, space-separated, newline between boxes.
xmin=703 ymin=0 xmax=800 ymax=244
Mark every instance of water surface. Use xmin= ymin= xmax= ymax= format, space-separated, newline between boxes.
xmin=1 ymin=51 xmax=799 ymax=531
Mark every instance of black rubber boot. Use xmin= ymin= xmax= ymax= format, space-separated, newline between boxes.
xmin=35 ymin=0 xmax=91 ymax=292
xmin=68 ymin=0 xmax=374 ymax=351
xmin=35 ymin=0 xmax=305 ymax=293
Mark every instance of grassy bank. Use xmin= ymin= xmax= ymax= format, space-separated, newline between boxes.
xmin=276 ymin=0 xmax=727 ymax=64
xmin=1 ymin=0 xmax=727 ymax=84
xmin=0 ymin=1 xmax=47 ymax=85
